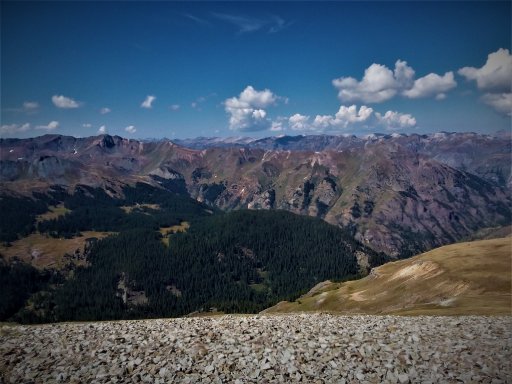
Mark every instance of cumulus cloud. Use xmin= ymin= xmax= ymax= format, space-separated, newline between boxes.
xmin=332 ymin=60 xmax=456 ymax=103
xmin=100 ymin=107 xmax=111 ymax=114
xmin=0 ymin=123 xmax=31 ymax=135
xmin=402 ymin=72 xmax=456 ymax=99
xmin=125 ymin=125 xmax=136 ymax=134
xmin=459 ymin=49 xmax=512 ymax=116
xmin=288 ymin=114 xmax=311 ymax=131
xmin=141 ymin=95 xmax=156 ymax=109
xmin=333 ymin=63 xmax=402 ymax=103
xmin=170 ymin=104 xmax=180 ymax=111
xmin=82 ymin=123 xmax=92 ymax=128
xmin=98 ymin=125 xmax=107 ymax=134
xmin=481 ymin=93 xmax=512 ymax=116
xmin=375 ymin=110 xmax=417 ymax=130
xmin=458 ymin=48 xmax=512 ymax=92
xmin=52 ymin=95 xmax=80 ymax=108
xmin=292 ymin=105 xmax=417 ymax=132
xmin=36 ymin=121 xmax=59 ymax=131
xmin=310 ymin=105 xmax=375 ymax=130
xmin=332 ymin=105 xmax=375 ymax=127
xmin=237 ymin=85 xmax=278 ymax=108
xmin=224 ymin=86 xmax=281 ymax=131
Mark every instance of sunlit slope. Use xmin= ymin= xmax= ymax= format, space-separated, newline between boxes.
xmin=265 ymin=237 xmax=512 ymax=315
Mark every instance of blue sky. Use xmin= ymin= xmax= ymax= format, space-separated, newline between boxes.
xmin=1 ymin=1 xmax=511 ymax=139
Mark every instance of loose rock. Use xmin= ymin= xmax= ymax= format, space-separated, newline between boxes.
xmin=0 ymin=315 xmax=510 ymax=383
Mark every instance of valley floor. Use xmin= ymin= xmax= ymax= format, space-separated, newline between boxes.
xmin=1 ymin=314 xmax=510 ymax=383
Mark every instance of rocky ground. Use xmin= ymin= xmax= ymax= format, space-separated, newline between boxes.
xmin=1 ymin=314 xmax=510 ymax=383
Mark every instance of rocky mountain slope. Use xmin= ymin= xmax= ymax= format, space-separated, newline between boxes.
xmin=1 ymin=133 xmax=510 ymax=256
xmin=264 ymin=236 xmax=512 ymax=315
xmin=174 ymin=132 xmax=512 ymax=189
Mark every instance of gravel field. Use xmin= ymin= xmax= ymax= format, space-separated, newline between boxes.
xmin=1 ymin=314 xmax=511 ymax=383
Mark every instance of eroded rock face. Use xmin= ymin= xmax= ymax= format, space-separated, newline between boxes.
xmin=183 ymin=144 xmax=510 ymax=256
xmin=1 ymin=315 xmax=510 ymax=383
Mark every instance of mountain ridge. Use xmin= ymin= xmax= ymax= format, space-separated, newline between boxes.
xmin=1 ymin=132 xmax=510 ymax=257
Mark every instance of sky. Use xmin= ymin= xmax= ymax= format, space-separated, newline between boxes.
xmin=1 ymin=1 xmax=511 ymax=139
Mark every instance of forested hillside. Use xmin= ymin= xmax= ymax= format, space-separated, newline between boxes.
xmin=0 ymin=184 xmax=384 ymax=323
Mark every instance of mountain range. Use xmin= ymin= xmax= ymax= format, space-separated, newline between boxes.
xmin=1 ymin=132 xmax=510 ymax=257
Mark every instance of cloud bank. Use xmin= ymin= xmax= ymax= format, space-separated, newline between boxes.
xmin=332 ymin=60 xmax=456 ymax=103
xmin=294 ymin=105 xmax=416 ymax=133
xmin=0 ymin=123 xmax=31 ymax=135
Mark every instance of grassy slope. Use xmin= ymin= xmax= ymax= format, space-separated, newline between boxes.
xmin=159 ymin=221 xmax=190 ymax=246
xmin=265 ymin=237 xmax=512 ymax=316
xmin=35 ymin=204 xmax=71 ymax=223
xmin=0 ymin=231 xmax=112 ymax=270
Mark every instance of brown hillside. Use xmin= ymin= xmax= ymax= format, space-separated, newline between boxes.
xmin=264 ymin=237 xmax=512 ymax=315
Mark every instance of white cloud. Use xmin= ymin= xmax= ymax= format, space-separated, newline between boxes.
xmin=458 ymin=49 xmax=512 ymax=116
xmin=0 ymin=123 xmax=31 ymax=135
xmin=458 ymin=48 xmax=512 ymax=92
xmin=305 ymin=105 xmax=416 ymax=132
xmin=288 ymin=114 xmax=310 ymax=131
xmin=481 ymin=93 xmax=512 ymax=116
xmin=170 ymin=104 xmax=180 ymax=111
xmin=98 ymin=125 xmax=107 ymax=134
xmin=402 ymin=72 xmax=456 ymax=99
xmin=36 ymin=121 xmax=59 ymax=131
xmin=82 ymin=123 xmax=92 ymax=128
xmin=237 ymin=85 xmax=277 ymax=108
xmin=23 ymin=101 xmax=39 ymax=111
xmin=311 ymin=105 xmax=375 ymax=130
xmin=52 ymin=95 xmax=80 ymax=108
xmin=224 ymin=86 xmax=281 ymax=131
xmin=332 ymin=65 xmax=393 ymax=103
xmin=4 ymin=101 xmax=40 ymax=114
xmin=100 ymin=107 xmax=111 ymax=114
xmin=270 ymin=121 xmax=284 ymax=132
xmin=334 ymin=105 xmax=374 ymax=126
xmin=332 ymin=60 xmax=456 ymax=103
xmin=141 ymin=95 xmax=156 ymax=109
xmin=375 ymin=110 xmax=417 ymax=130
xmin=4 ymin=102 xmax=40 ymax=114
xmin=125 ymin=125 xmax=136 ymax=134
xmin=312 ymin=115 xmax=333 ymax=129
